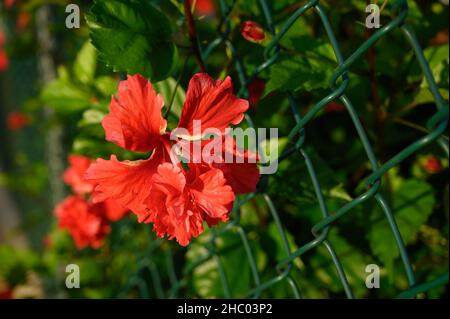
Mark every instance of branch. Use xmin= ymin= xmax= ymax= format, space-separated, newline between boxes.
xmin=184 ymin=0 xmax=207 ymax=73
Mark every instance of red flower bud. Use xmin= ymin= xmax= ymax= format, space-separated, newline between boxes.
xmin=241 ymin=21 xmax=265 ymax=44
xmin=247 ymin=78 xmax=266 ymax=108
xmin=424 ymin=157 xmax=442 ymax=174
xmin=194 ymin=0 xmax=215 ymax=16
xmin=7 ymin=112 xmax=30 ymax=130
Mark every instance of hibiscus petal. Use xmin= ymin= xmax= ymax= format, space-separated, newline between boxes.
xmin=63 ymin=155 xmax=94 ymax=195
xmin=215 ymin=162 xmax=260 ymax=194
xmin=102 ymin=74 xmax=167 ymax=152
xmin=190 ymin=166 xmax=235 ymax=219
xmin=177 ymin=73 xmax=248 ymax=138
xmin=101 ymin=199 xmax=129 ymax=222
xmin=145 ymin=163 xmax=205 ymax=246
xmin=147 ymin=190 xmax=171 ymax=238
xmin=193 ymin=135 xmax=260 ymax=194
xmin=145 ymin=163 xmax=186 ymax=223
xmin=152 ymin=164 xmax=186 ymax=200
xmin=54 ymin=196 xmax=110 ymax=250
xmin=85 ymin=148 xmax=166 ymax=220
xmin=202 ymin=213 xmax=230 ymax=228
xmin=169 ymin=208 xmax=204 ymax=246
xmin=213 ymin=136 xmax=260 ymax=194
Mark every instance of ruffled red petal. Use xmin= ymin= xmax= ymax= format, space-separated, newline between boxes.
xmin=212 ymin=136 xmax=260 ymax=194
xmin=63 ymin=155 xmax=95 ymax=195
xmin=55 ymin=196 xmax=110 ymax=249
xmin=101 ymin=199 xmax=129 ymax=222
xmin=85 ymin=146 xmax=168 ymax=220
xmin=145 ymin=163 xmax=234 ymax=246
xmin=102 ymin=74 xmax=167 ymax=152
xmin=189 ymin=165 xmax=235 ymax=219
xmin=177 ymin=73 xmax=248 ymax=138
xmin=179 ymin=135 xmax=260 ymax=194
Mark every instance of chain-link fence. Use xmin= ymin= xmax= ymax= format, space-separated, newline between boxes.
xmin=120 ymin=0 xmax=449 ymax=299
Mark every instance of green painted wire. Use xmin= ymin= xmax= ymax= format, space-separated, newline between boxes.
xmin=121 ymin=0 xmax=448 ymax=299
xmin=209 ymin=232 xmax=233 ymax=298
xmin=397 ymin=273 xmax=449 ymax=299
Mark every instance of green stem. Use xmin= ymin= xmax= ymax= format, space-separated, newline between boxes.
xmin=164 ymin=56 xmax=189 ymax=119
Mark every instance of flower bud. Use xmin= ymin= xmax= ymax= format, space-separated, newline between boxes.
xmin=424 ymin=157 xmax=442 ymax=174
xmin=241 ymin=21 xmax=266 ymax=44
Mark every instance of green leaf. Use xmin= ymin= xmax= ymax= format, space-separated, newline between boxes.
xmin=72 ymin=137 xmax=109 ymax=158
xmin=186 ymin=230 xmax=264 ymax=298
xmin=368 ymin=179 xmax=435 ymax=267
xmin=421 ymin=44 xmax=449 ymax=90
xmin=265 ymin=222 xmax=302 ymax=269
xmin=41 ymin=79 xmax=92 ymax=113
xmin=310 ymin=229 xmax=371 ymax=298
xmin=94 ymin=76 xmax=119 ymax=97
xmin=236 ymin=1 xmax=261 ymax=16
xmin=169 ymin=0 xmax=184 ymax=14
xmin=267 ymin=146 xmax=345 ymax=211
xmin=0 ymin=246 xmax=38 ymax=287
xmin=413 ymin=88 xmax=449 ymax=106
xmin=280 ymin=34 xmax=336 ymax=63
xmin=265 ymin=55 xmax=332 ymax=95
xmin=79 ymin=109 xmax=106 ymax=127
xmin=57 ymin=65 xmax=70 ymax=81
xmin=87 ymin=0 xmax=177 ymax=81
xmin=328 ymin=184 xmax=353 ymax=202
xmin=74 ymin=41 xmax=97 ymax=85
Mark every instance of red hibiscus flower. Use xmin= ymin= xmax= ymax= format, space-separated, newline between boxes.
xmin=62 ymin=154 xmax=129 ymax=220
xmin=241 ymin=21 xmax=266 ymax=44
xmin=55 ymin=155 xmax=129 ymax=249
xmin=6 ymin=112 xmax=30 ymax=130
xmin=86 ymin=73 xmax=260 ymax=246
xmin=63 ymin=155 xmax=95 ymax=196
xmin=55 ymin=196 xmax=112 ymax=249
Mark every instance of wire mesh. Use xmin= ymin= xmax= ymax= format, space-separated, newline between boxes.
xmin=121 ymin=0 xmax=449 ymax=299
